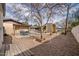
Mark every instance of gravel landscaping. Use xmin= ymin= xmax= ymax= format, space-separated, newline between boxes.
xmin=30 ymin=32 xmax=79 ymax=56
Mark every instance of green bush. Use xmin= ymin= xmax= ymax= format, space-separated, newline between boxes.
xmin=71 ymin=21 xmax=79 ymax=28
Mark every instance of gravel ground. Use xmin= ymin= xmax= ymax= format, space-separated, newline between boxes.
xmin=30 ymin=32 xmax=79 ymax=56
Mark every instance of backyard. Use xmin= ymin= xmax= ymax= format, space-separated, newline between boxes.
xmin=0 ymin=31 xmax=79 ymax=56
xmin=0 ymin=3 xmax=79 ymax=56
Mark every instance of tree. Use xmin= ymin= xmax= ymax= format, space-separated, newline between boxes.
xmin=55 ymin=3 xmax=79 ymax=34
xmin=64 ymin=4 xmax=79 ymax=34
xmin=31 ymin=3 xmax=58 ymax=41
xmin=64 ymin=4 xmax=70 ymax=34
xmin=7 ymin=3 xmax=31 ymax=23
xmin=71 ymin=8 xmax=79 ymax=27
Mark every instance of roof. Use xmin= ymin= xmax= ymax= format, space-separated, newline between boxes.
xmin=3 ymin=19 xmax=23 ymax=24
xmin=3 ymin=19 xmax=30 ymax=27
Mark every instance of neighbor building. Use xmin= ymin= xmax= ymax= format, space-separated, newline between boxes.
xmin=45 ymin=23 xmax=56 ymax=33
xmin=3 ymin=19 xmax=30 ymax=36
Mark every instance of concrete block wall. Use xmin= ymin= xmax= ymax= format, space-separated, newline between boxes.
xmin=71 ymin=25 xmax=79 ymax=43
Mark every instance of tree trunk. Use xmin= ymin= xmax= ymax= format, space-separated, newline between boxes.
xmin=40 ymin=24 xmax=43 ymax=41
xmin=65 ymin=4 xmax=70 ymax=35
xmin=40 ymin=27 xmax=43 ymax=39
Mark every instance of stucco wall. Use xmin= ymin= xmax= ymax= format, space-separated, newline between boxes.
xmin=46 ymin=23 xmax=56 ymax=33
xmin=3 ymin=21 xmax=30 ymax=35
xmin=3 ymin=22 xmax=14 ymax=35
xmin=0 ymin=4 xmax=3 ymax=49
xmin=71 ymin=25 xmax=79 ymax=43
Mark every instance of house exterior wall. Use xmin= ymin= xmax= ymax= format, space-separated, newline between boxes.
xmin=3 ymin=21 xmax=29 ymax=35
xmin=46 ymin=23 xmax=56 ymax=33
xmin=14 ymin=25 xmax=29 ymax=35
xmin=3 ymin=22 xmax=14 ymax=35
xmin=0 ymin=4 xmax=3 ymax=49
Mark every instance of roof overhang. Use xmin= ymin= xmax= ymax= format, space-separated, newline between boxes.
xmin=3 ymin=19 xmax=30 ymax=27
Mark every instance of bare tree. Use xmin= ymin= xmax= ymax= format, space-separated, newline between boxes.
xmin=64 ymin=4 xmax=70 ymax=34
xmin=53 ymin=3 xmax=78 ymax=34
xmin=64 ymin=3 xmax=78 ymax=34
xmin=31 ymin=3 xmax=58 ymax=41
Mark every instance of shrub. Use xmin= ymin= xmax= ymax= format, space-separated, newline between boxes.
xmin=71 ymin=21 xmax=79 ymax=28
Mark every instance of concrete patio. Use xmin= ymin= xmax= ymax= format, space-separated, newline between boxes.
xmin=0 ymin=32 xmax=79 ymax=56
xmin=0 ymin=32 xmax=60 ymax=56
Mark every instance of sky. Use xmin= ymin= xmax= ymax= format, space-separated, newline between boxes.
xmin=5 ymin=3 xmax=79 ymax=26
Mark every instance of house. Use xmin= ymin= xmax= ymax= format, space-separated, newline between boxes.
xmin=3 ymin=19 xmax=30 ymax=36
xmin=45 ymin=23 xmax=56 ymax=33
xmin=30 ymin=23 xmax=56 ymax=34
xmin=30 ymin=23 xmax=56 ymax=33
xmin=0 ymin=4 xmax=4 ymax=49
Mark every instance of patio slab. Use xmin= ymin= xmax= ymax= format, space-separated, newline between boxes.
xmin=0 ymin=32 xmax=60 ymax=56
